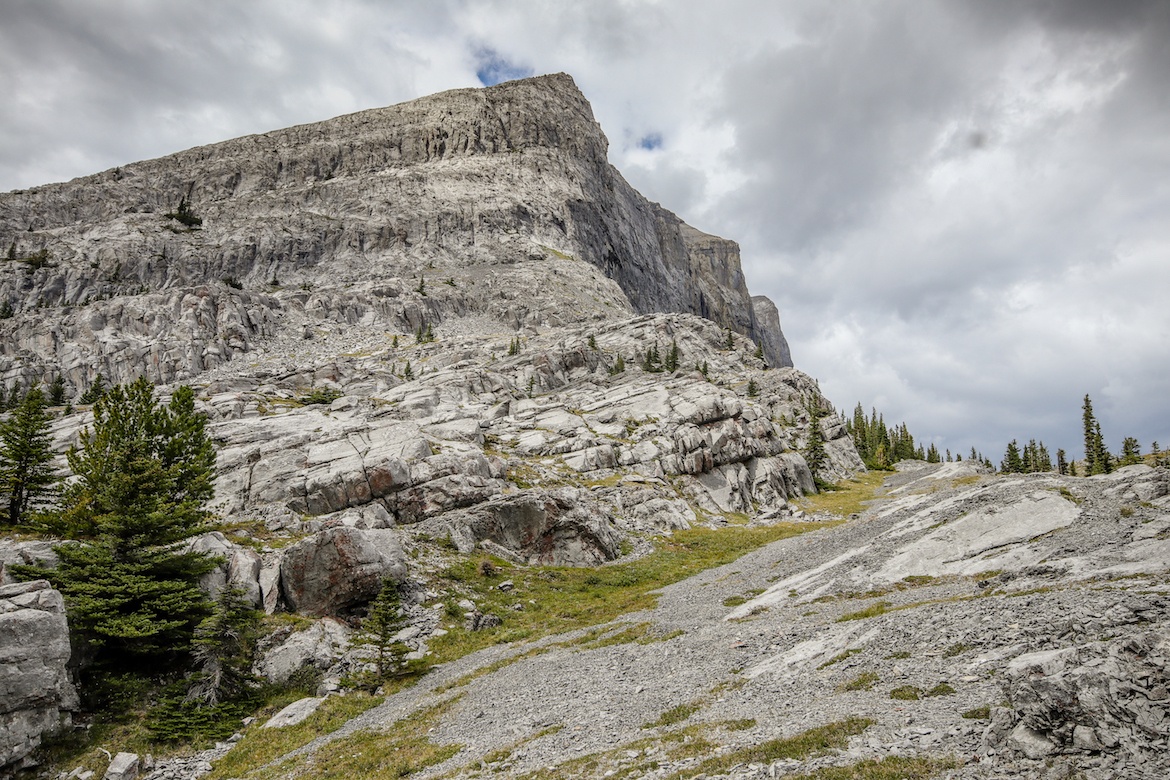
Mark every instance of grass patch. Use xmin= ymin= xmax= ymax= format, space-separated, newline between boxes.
xmin=721 ymin=718 xmax=757 ymax=731
xmin=886 ymin=650 xmax=911 ymax=659
xmin=797 ymin=470 xmax=888 ymax=517
xmin=962 ymin=705 xmax=991 ymax=720
xmin=837 ymin=671 xmax=879 ymax=692
xmin=818 ymin=647 xmax=864 ymax=669
xmin=208 ymin=692 xmax=384 ymax=779
xmin=691 ymin=717 xmax=874 ymax=777
xmin=642 ymin=701 xmax=703 ymax=729
xmin=428 ymin=523 xmax=816 ymax=666
xmin=943 ymin=642 xmax=973 ymax=658
xmin=837 ymin=600 xmax=893 ymax=622
xmin=262 ymin=698 xmax=459 ymax=780
xmin=783 ymin=755 xmax=958 ymax=779
xmin=925 ymin=682 xmax=956 ymax=697
xmin=889 ymin=685 xmax=922 ymax=701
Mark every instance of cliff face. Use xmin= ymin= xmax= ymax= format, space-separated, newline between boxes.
xmin=0 ymin=73 xmax=790 ymax=394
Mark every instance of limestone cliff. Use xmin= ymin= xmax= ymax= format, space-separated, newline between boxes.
xmin=0 ymin=73 xmax=790 ymax=396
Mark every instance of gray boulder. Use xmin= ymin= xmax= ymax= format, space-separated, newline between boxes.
xmin=253 ymin=619 xmax=351 ymax=684
xmin=279 ymin=526 xmax=407 ymax=616
xmin=988 ymin=632 xmax=1170 ymax=768
xmin=0 ymin=580 xmax=78 ymax=773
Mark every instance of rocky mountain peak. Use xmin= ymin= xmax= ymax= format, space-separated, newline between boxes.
xmin=0 ymin=73 xmax=789 ymax=396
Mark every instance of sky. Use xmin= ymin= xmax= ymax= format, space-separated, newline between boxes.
xmin=2 ymin=0 xmax=1168 ymax=462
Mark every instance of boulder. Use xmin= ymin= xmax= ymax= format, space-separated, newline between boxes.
xmin=989 ymin=632 xmax=1170 ymax=764
xmin=102 ymin=752 xmax=139 ymax=780
xmin=279 ymin=527 xmax=407 ymax=616
xmin=0 ymin=580 xmax=78 ymax=773
xmin=186 ymin=532 xmax=263 ymax=608
xmin=253 ymin=619 xmax=351 ymax=684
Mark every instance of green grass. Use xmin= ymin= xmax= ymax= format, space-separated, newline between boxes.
xmin=817 ymin=647 xmax=863 ymax=669
xmin=797 ymin=470 xmax=888 ymax=516
xmin=962 ymin=705 xmax=991 ymax=720
xmin=837 ymin=671 xmax=879 ymax=692
xmin=259 ymin=698 xmax=459 ymax=780
xmin=783 ymin=755 xmax=959 ymax=779
xmin=690 ymin=717 xmax=874 ymax=777
xmin=642 ymin=701 xmax=703 ymax=729
xmin=836 ymin=600 xmax=893 ymax=622
xmin=889 ymin=685 xmax=922 ymax=701
xmin=943 ymin=642 xmax=973 ymax=657
xmin=427 ymin=523 xmax=818 ymax=666
xmin=925 ymin=682 xmax=956 ymax=697
xmin=208 ymin=692 xmax=384 ymax=779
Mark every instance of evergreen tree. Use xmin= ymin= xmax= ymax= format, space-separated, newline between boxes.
xmin=1001 ymin=440 xmax=1024 ymax=473
xmin=49 ymin=374 xmax=67 ymax=406
xmin=926 ymin=443 xmax=941 ymax=463
xmin=1119 ymin=437 xmax=1142 ymax=467
xmin=0 ymin=387 xmax=56 ymax=526
xmin=355 ymin=578 xmax=416 ymax=685
xmin=747 ymin=379 xmax=759 ymax=397
xmin=725 ymin=328 xmax=734 ymax=349
xmin=185 ymin=587 xmax=260 ymax=706
xmin=1082 ymin=394 xmax=1099 ymax=474
xmin=80 ymin=374 xmax=107 ymax=405
xmin=664 ymin=340 xmax=680 ymax=372
xmin=1056 ymin=448 xmax=1068 ymax=475
xmin=608 ymin=354 xmax=625 ymax=375
xmin=803 ymin=399 xmax=828 ymax=487
xmin=1091 ymin=421 xmax=1112 ymax=475
xmin=30 ymin=379 xmax=217 ymax=673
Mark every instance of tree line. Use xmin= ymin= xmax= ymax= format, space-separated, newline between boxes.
xmin=845 ymin=394 xmax=1162 ymax=476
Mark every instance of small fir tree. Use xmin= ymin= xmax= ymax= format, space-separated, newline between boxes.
xmin=664 ymin=340 xmax=680 ymax=372
xmin=185 ymin=587 xmax=260 ymax=707
xmin=0 ymin=387 xmax=56 ymax=526
xmin=49 ymin=374 xmax=66 ymax=406
xmin=1119 ymin=437 xmax=1142 ymax=467
xmin=80 ymin=374 xmax=107 ymax=405
xmin=356 ymin=578 xmax=415 ymax=685
xmin=1001 ymin=440 xmax=1024 ymax=473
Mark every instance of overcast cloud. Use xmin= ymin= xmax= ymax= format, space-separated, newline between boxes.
xmin=2 ymin=0 xmax=1167 ymax=460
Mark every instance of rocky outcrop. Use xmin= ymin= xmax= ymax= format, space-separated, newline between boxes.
xmin=279 ymin=527 xmax=407 ymax=617
xmin=0 ymin=580 xmax=77 ymax=773
xmin=987 ymin=632 xmax=1170 ymax=775
xmin=0 ymin=73 xmax=790 ymax=398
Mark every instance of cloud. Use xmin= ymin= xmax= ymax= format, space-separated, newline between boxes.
xmin=0 ymin=0 xmax=1166 ymax=460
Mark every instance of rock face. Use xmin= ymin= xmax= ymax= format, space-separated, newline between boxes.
xmin=0 ymin=580 xmax=78 ymax=773
xmin=0 ymin=73 xmax=791 ymax=398
xmin=279 ymin=527 xmax=407 ymax=617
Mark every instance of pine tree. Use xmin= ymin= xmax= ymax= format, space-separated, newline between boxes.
xmin=1001 ymin=440 xmax=1024 ymax=473
xmin=747 ymin=379 xmax=759 ymax=397
xmin=725 ymin=328 xmax=734 ymax=349
xmin=49 ymin=375 xmax=66 ymax=406
xmin=0 ymin=387 xmax=56 ymax=526
xmin=803 ymin=399 xmax=828 ymax=487
xmin=926 ymin=443 xmax=941 ymax=463
xmin=1056 ymin=449 xmax=1068 ymax=475
xmin=1091 ymin=421 xmax=1112 ymax=475
xmin=30 ymin=379 xmax=217 ymax=673
xmin=185 ymin=587 xmax=260 ymax=706
xmin=355 ymin=578 xmax=415 ymax=686
xmin=608 ymin=354 xmax=625 ymax=375
xmin=1082 ymin=394 xmax=1099 ymax=475
xmin=1119 ymin=437 xmax=1142 ymax=467
xmin=664 ymin=340 xmax=680 ymax=372
xmin=80 ymin=374 xmax=107 ymax=405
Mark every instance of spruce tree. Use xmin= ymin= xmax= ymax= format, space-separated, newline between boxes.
xmin=1091 ymin=421 xmax=1112 ymax=475
xmin=31 ymin=379 xmax=217 ymax=673
xmin=1082 ymin=394 xmax=1098 ymax=474
xmin=1001 ymin=440 xmax=1024 ymax=473
xmin=356 ymin=578 xmax=415 ymax=686
xmin=1119 ymin=437 xmax=1141 ymax=467
xmin=185 ymin=587 xmax=260 ymax=706
xmin=1056 ymin=449 xmax=1068 ymax=475
xmin=49 ymin=374 xmax=66 ymax=406
xmin=0 ymin=387 xmax=56 ymax=526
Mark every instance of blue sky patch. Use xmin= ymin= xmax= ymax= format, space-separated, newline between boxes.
xmin=475 ymin=48 xmax=534 ymax=86
xmin=638 ymin=133 xmax=664 ymax=150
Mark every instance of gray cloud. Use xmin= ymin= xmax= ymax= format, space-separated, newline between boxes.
xmin=1 ymin=0 xmax=1166 ymax=461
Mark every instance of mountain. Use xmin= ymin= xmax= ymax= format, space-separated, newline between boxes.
xmin=0 ymin=73 xmax=790 ymax=396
